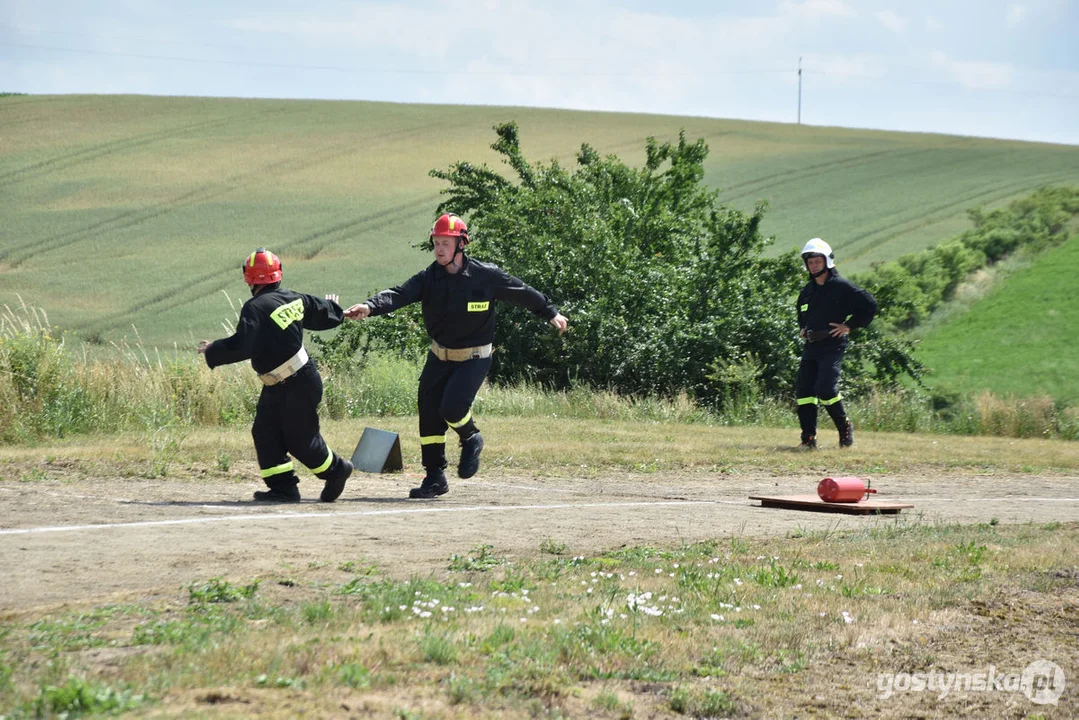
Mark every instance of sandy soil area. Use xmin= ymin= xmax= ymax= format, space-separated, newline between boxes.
xmin=3 ymin=467 xmax=1077 ymax=614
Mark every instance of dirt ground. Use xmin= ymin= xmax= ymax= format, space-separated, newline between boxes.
xmin=2 ymin=466 xmax=1077 ymax=613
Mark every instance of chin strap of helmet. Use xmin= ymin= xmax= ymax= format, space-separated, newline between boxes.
xmin=803 ymin=253 xmax=830 ymax=278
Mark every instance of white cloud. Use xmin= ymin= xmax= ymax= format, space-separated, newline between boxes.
xmin=1006 ymin=4 xmax=1028 ymax=26
xmin=777 ymin=0 xmax=856 ymax=18
xmin=925 ymin=15 xmax=943 ymax=32
xmin=876 ymin=9 xmax=907 ymax=33
xmin=804 ymin=53 xmax=886 ymax=81
xmin=929 ymin=50 xmax=1014 ymax=89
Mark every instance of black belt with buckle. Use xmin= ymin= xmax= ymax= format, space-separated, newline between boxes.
xmin=805 ymin=329 xmax=833 ymax=343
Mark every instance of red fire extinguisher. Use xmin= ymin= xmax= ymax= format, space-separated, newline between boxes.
xmin=817 ymin=477 xmax=876 ymax=503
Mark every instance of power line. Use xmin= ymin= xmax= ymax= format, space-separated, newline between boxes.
xmin=2 ymin=34 xmax=1074 ymax=99
xmin=804 ymin=70 xmax=1076 ymax=99
xmin=0 ymin=41 xmax=791 ymax=78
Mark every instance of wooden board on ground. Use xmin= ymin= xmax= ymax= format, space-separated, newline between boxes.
xmin=748 ymin=494 xmax=914 ymax=515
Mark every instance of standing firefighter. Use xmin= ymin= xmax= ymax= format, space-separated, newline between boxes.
xmin=345 ymin=213 xmax=568 ymax=498
xmin=795 ymin=238 xmax=877 ymax=449
xmin=198 ymin=248 xmax=354 ymax=502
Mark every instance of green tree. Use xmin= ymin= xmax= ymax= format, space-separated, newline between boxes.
xmin=362 ymin=122 xmax=919 ymax=406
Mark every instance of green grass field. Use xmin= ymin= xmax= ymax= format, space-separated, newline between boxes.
xmin=2 ymin=94 xmax=1077 ymax=349
xmin=915 ymin=234 xmax=1079 ymax=404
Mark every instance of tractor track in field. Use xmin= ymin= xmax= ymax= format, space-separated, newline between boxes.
xmin=842 ymin=168 xmax=1079 ymax=263
xmin=716 ymin=145 xmax=953 ymax=203
xmin=714 ymin=138 xmax=1052 ymax=212
xmin=70 ymin=194 xmax=441 ymax=339
xmin=1 ymin=119 xmax=458 ymax=269
xmin=0 ymin=106 xmax=300 ymax=188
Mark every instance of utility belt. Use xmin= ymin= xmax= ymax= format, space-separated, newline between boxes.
xmin=430 ymin=340 xmax=493 ymax=362
xmin=804 ymin=329 xmax=835 ymax=343
xmin=259 ymin=346 xmax=309 ymax=385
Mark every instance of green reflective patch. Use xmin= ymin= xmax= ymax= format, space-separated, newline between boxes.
xmin=310 ymin=450 xmax=333 ymax=474
xmin=270 ymin=299 xmax=304 ymax=330
xmin=467 ymin=301 xmax=490 ymax=312
xmin=448 ymin=411 xmax=472 ymax=428
xmin=800 ymin=304 xmax=809 ymax=312
xmin=260 ymin=462 xmax=294 ymax=478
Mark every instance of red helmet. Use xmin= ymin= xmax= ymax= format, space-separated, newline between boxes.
xmin=242 ymin=248 xmax=282 ymax=285
xmin=430 ymin=213 xmax=469 ymax=246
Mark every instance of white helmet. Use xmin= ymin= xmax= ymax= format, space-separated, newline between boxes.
xmin=801 ymin=238 xmax=835 ymax=269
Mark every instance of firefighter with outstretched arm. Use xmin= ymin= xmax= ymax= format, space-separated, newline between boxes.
xmin=198 ymin=248 xmax=354 ymax=502
xmin=345 ymin=214 xmax=568 ymax=498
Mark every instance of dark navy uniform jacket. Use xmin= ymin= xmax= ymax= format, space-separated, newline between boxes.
xmin=364 ymin=255 xmax=559 ymax=349
xmin=796 ymin=270 xmax=877 ymax=345
xmin=204 ymin=285 xmax=344 ymax=374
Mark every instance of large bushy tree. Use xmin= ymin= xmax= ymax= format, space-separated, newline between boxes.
xmin=351 ymin=122 xmax=917 ymax=407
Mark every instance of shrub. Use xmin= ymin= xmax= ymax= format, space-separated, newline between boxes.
xmin=359 ymin=122 xmax=920 ymax=408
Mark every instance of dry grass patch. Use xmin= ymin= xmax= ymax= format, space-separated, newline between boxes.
xmin=1 ymin=521 xmax=1074 ymax=718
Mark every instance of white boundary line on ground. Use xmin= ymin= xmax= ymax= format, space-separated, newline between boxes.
xmin=0 ymin=500 xmax=723 ymax=536
xmin=2 ymin=495 xmax=1076 ymax=537
xmin=890 ymin=497 xmax=1079 ymax=502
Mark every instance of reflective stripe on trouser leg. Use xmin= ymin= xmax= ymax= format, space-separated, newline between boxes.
xmin=420 ymin=434 xmax=447 ymax=445
xmin=448 ymin=410 xmax=478 ymax=440
xmin=819 ymin=395 xmax=843 ymax=406
xmin=309 ymin=449 xmax=333 ymax=474
xmin=260 ymin=462 xmax=294 ymax=478
xmin=447 ymin=411 xmax=471 ymax=429
xmin=797 ymin=397 xmax=818 ymax=405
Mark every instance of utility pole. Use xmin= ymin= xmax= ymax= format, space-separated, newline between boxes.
xmin=797 ymin=56 xmax=802 ymax=125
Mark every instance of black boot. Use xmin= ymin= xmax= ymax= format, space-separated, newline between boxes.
xmin=838 ymin=421 xmax=854 ymax=448
xmin=824 ymin=401 xmax=852 ymax=448
xmin=254 ymin=473 xmax=301 ymax=503
xmin=458 ymin=431 xmax=484 ymax=479
xmin=316 ymin=453 xmax=354 ymax=502
xmin=409 ymin=469 xmax=449 ymax=498
xmin=797 ymin=404 xmax=818 ymax=450
xmin=410 ymin=443 xmax=449 ymax=498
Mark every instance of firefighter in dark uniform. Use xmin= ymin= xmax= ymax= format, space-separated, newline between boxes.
xmin=345 ymin=214 xmax=568 ymax=498
xmin=795 ymin=238 xmax=878 ymax=449
xmin=198 ymin=248 xmax=354 ymax=502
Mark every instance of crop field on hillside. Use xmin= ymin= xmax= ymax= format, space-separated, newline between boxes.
xmin=915 ymin=234 xmax=1079 ymax=404
xmin=2 ymin=94 xmax=1077 ymax=350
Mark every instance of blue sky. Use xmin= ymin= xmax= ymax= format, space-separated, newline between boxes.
xmin=2 ymin=0 xmax=1077 ymax=144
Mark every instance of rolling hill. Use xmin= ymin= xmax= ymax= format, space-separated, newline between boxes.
xmin=2 ymin=94 xmax=1077 ymax=349
xmin=915 ymin=233 xmax=1079 ymax=404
